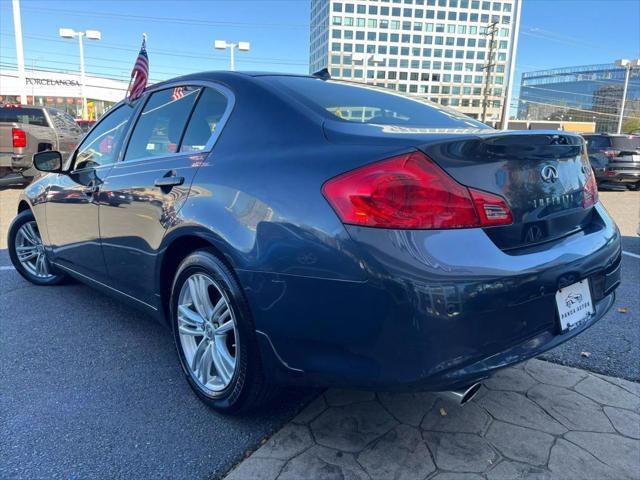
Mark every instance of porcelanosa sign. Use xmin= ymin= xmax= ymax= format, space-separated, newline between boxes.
xmin=26 ymin=77 xmax=80 ymax=87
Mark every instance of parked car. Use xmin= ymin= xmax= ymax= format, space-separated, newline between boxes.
xmin=76 ymin=119 xmax=96 ymax=133
xmin=583 ymin=133 xmax=640 ymax=190
xmin=0 ymin=104 xmax=83 ymax=188
xmin=8 ymin=73 xmax=621 ymax=412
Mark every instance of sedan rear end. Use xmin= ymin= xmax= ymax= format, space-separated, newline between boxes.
xmin=252 ymin=76 xmax=621 ymax=391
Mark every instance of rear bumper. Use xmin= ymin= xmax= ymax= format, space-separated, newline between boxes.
xmin=0 ymin=152 xmax=33 ymax=170
xmin=595 ymin=166 xmax=640 ymax=184
xmin=241 ymin=203 xmax=621 ymax=391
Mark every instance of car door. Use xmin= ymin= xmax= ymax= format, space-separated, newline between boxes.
xmin=45 ymin=103 xmax=138 ymax=281
xmin=99 ymin=84 xmax=231 ymax=307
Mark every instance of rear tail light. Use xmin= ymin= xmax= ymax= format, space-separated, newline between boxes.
xmin=469 ymin=188 xmax=513 ymax=226
xmin=582 ymin=167 xmax=599 ymax=208
xmin=12 ymin=128 xmax=26 ymax=148
xmin=603 ymin=149 xmax=620 ymax=159
xmin=322 ymin=151 xmax=512 ymax=229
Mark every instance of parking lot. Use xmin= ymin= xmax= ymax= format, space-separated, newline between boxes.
xmin=1 ymin=187 xmax=638 ymax=479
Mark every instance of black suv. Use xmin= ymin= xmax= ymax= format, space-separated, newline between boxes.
xmin=583 ymin=134 xmax=640 ymax=190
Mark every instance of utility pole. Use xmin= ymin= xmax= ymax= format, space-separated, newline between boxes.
xmin=481 ymin=21 xmax=498 ymax=125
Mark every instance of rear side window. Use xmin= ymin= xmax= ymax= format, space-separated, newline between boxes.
xmin=265 ymin=76 xmax=487 ymax=129
xmin=0 ymin=107 xmax=48 ymax=127
xmin=610 ymin=136 xmax=640 ymax=150
xmin=49 ymin=109 xmax=82 ymax=135
xmin=180 ymin=88 xmax=228 ymax=153
xmin=124 ymin=86 xmax=200 ymax=161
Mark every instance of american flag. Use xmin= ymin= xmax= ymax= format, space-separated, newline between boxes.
xmin=171 ymin=87 xmax=184 ymax=101
xmin=127 ymin=35 xmax=149 ymax=101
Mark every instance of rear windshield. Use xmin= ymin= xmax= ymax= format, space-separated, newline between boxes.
xmin=610 ymin=136 xmax=640 ymax=150
xmin=265 ymin=76 xmax=488 ymax=129
xmin=0 ymin=107 xmax=48 ymax=127
xmin=584 ymin=136 xmax=611 ymax=149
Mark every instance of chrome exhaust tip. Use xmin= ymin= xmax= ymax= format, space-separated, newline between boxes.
xmin=438 ymin=382 xmax=482 ymax=406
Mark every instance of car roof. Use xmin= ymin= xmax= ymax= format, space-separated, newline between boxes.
xmin=149 ymin=71 xmax=314 ymax=90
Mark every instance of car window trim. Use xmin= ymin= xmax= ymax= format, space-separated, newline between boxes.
xmin=118 ymin=83 xmax=203 ymax=162
xmin=176 ymin=88 xmax=205 ymax=153
xmin=118 ymin=80 xmax=235 ymax=164
xmin=68 ymin=101 xmax=143 ymax=173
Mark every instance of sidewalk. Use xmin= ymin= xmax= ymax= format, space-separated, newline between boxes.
xmin=225 ymin=359 xmax=640 ymax=480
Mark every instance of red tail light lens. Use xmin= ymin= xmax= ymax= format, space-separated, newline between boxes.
xmin=603 ymin=149 xmax=620 ymax=159
xmin=582 ymin=168 xmax=599 ymax=208
xmin=12 ymin=128 xmax=26 ymax=148
xmin=322 ymin=151 xmax=512 ymax=229
xmin=469 ymin=188 xmax=513 ymax=226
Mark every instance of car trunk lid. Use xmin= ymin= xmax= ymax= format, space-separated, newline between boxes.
xmin=416 ymin=131 xmax=594 ymax=250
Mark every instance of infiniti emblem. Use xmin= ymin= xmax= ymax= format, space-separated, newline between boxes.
xmin=525 ymin=225 xmax=544 ymax=243
xmin=540 ymin=165 xmax=559 ymax=182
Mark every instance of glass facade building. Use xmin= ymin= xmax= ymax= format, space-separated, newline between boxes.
xmin=517 ymin=64 xmax=640 ymax=133
xmin=309 ymin=0 xmax=520 ymax=121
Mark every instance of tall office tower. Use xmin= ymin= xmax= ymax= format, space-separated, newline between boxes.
xmin=309 ymin=0 xmax=521 ymax=123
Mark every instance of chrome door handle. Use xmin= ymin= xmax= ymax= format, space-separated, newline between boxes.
xmin=154 ymin=176 xmax=184 ymax=187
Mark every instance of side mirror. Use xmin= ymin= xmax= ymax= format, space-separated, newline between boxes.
xmin=33 ymin=151 xmax=63 ymax=173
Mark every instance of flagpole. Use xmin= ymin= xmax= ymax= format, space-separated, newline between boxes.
xmin=125 ymin=33 xmax=147 ymax=104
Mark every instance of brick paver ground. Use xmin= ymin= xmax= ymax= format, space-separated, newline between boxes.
xmin=225 ymin=359 xmax=640 ymax=480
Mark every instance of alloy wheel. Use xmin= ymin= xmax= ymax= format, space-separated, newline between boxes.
xmin=15 ymin=221 xmax=54 ymax=279
xmin=177 ymin=273 xmax=239 ymax=393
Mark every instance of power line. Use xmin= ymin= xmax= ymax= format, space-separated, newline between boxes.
xmin=0 ymin=33 xmax=309 ymax=65
xmin=20 ymin=6 xmax=311 ymax=29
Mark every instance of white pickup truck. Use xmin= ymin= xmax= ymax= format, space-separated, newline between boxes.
xmin=0 ymin=105 xmax=83 ymax=188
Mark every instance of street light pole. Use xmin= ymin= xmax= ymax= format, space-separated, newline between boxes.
xmin=500 ymin=0 xmax=522 ymax=130
xmin=77 ymin=32 xmax=87 ymax=120
xmin=60 ymin=28 xmax=101 ymax=120
xmin=214 ymin=40 xmax=250 ymax=71
xmin=615 ymin=59 xmax=640 ymax=134
xmin=11 ymin=0 xmax=27 ymax=104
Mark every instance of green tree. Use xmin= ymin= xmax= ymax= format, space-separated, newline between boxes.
xmin=622 ymin=117 xmax=640 ymax=134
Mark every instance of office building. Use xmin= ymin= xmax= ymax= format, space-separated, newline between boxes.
xmin=518 ymin=63 xmax=640 ymax=133
xmin=309 ymin=0 xmax=521 ymax=122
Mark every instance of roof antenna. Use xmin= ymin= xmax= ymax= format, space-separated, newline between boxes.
xmin=312 ymin=68 xmax=331 ymax=81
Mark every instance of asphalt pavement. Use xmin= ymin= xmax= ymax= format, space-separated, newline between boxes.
xmin=0 ymin=188 xmax=638 ymax=479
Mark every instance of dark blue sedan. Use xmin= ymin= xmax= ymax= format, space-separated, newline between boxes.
xmin=8 ymin=72 xmax=621 ymax=412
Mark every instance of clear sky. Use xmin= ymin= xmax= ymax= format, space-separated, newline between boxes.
xmin=1 ymin=0 xmax=639 ymax=101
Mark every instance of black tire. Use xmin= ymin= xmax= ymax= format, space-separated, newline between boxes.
xmin=8 ymin=210 xmax=67 ymax=285
xmin=170 ymin=249 xmax=277 ymax=413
